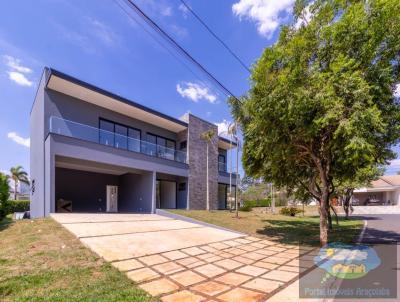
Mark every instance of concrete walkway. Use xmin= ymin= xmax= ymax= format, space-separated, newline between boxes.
xmin=52 ymin=213 xmax=316 ymax=301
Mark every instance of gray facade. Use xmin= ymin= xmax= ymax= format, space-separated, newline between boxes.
xmin=30 ymin=68 xmax=237 ymax=218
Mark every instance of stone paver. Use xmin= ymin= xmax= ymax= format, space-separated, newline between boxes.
xmin=52 ymin=213 xmax=313 ymax=301
xmin=217 ymin=287 xmax=265 ymax=302
xmin=162 ymin=250 xmax=188 ymax=260
xmin=215 ymin=272 xmax=252 ymax=286
xmin=194 ymin=263 xmax=226 ymax=278
xmin=236 ymin=265 xmax=268 ymax=277
xmin=262 ymin=270 xmax=298 ymax=282
xmin=242 ymin=277 xmax=283 ymax=293
xmin=111 ymin=258 xmax=143 ymax=271
xmin=191 ymin=281 xmax=230 ymax=296
xmin=126 ymin=267 xmax=159 ymax=283
xmin=170 ymin=270 xmax=206 ymax=287
xmin=139 ymin=254 xmax=169 ymax=266
xmin=153 ymin=261 xmax=185 ymax=275
xmin=139 ymin=278 xmax=179 ymax=296
xmin=214 ymin=259 xmax=243 ymax=270
xmin=162 ymin=290 xmax=205 ymax=302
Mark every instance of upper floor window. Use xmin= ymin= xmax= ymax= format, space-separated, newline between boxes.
xmin=218 ymin=154 xmax=226 ymax=172
xmin=99 ymin=118 xmax=141 ymax=152
xmin=146 ymin=133 xmax=176 ymax=160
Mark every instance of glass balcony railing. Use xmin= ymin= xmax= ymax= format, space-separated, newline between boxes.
xmin=49 ymin=116 xmax=187 ymax=164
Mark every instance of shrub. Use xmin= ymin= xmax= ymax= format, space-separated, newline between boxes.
xmin=279 ymin=206 xmax=303 ymax=216
xmin=239 ymin=204 xmax=252 ymax=212
xmin=7 ymin=200 xmax=30 ymax=213
xmin=243 ymin=198 xmax=271 ymax=208
xmin=0 ymin=173 xmax=9 ymax=220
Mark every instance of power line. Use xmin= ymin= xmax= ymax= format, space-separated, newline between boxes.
xmin=114 ymin=0 xmax=216 ymax=97
xmin=179 ymin=0 xmax=251 ymax=73
xmin=120 ymin=0 xmax=242 ymax=104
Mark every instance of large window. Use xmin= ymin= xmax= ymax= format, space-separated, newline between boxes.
xmin=218 ymin=154 xmax=226 ymax=172
xmin=147 ymin=133 xmax=176 ymax=160
xmin=99 ymin=118 xmax=141 ymax=152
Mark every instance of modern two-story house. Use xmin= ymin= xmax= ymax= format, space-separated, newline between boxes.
xmin=30 ymin=68 xmax=237 ymax=218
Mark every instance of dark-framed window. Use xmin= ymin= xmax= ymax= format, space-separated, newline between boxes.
xmin=99 ymin=118 xmax=141 ymax=152
xmin=147 ymin=132 xmax=176 ymax=160
xmin=218 ymin=154 xmax=226 ymax=172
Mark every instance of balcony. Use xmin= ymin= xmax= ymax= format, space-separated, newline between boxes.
xmin=218 ymin=161 xmax=237 ymax=177
xmin=49 ymin=116 xmax=187 ymax=164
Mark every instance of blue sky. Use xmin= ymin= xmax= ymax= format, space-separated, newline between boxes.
xmin=0 ymin=0 xmax=399 ymax=176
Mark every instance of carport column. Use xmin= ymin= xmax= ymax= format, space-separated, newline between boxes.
xmin=44 ymin=137 xmax=55 ymax=216
xmin=151 ymin=171 xmax=156 ymax=213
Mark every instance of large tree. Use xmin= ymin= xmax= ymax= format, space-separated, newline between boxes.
xmin=231 ymin=0 xmax=400 ymax=246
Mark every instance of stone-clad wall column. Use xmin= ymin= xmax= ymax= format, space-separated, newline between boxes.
xmin=187 ymin=114 xmax=218 ymax=210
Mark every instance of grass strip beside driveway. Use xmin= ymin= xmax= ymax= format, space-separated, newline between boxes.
xmin=168 ymin=209 xmax=363 ymax=247
xmin=0 ymin=217 xmax=157 ymax=302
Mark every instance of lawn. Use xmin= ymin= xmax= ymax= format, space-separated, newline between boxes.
xmin=0 ymin=216 xmax=157 ymax=302
xmin=169 ymin=207 xmax=362 ymax=247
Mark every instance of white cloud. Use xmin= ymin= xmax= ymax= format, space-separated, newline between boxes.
xmin=161 ymin=6 xmax=173 ymax=16
xmin=232 ymin=0 xmax=294 ymax=37
xmin=179 ymin=111 xmax=191 ymax=122
xmin=3 ymin=55 xmax=32 ymax=73
xmin=7 ymin=132 xmax=30 ymax=147
xmin=89 ymin=18 xmax=119 ymax=46
xmin=7 ymin=71 xmax=33 ymax=87
xmin=215 ymin=119 xmax=234 ymax=137
xmin=179 ymin=3 xmax=189 ymax=18
xmin=395 ymin=84 xmax=400 ymax=98
xmin=176 ymin=82 xmax=217 ymax=103
xmin=3 ymin=55 xmax=34 ymax=87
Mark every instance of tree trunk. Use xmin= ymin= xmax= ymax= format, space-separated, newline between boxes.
xmin=206 ymin=143 xmax=210 ymax=211
xmin=14 ymin=180 xmax=17 ymax=200
xmin=327 ymin=207 xmax=333 ymax=230
xmin=319 ymin=190 xmax=330 ymax=247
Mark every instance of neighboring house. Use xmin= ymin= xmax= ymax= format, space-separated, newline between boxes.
xmin=30 ymin=68 xmax=237 ymax=218
xmin=353 ymin=175 xmax=400 ymax=206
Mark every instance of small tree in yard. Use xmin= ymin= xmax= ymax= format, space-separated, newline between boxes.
xmin=201 ymin=129 xmax=216 ymax=211
xmin=0 ymin=173 xmax=10 ymax=219
xmin=230 ymin=0 xmax=400 ymax=246
xmin=10 ymin=166 xmax=29 ymax=201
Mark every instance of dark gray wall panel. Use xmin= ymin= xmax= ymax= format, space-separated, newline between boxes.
xmin=55 ymin=167 xmax=119 ymax=212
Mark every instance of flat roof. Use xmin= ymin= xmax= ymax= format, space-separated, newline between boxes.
xmin=45 ymin=67 xmax=188 ymax=133
xmin=44 ymin=67 xmax=238 ymax=146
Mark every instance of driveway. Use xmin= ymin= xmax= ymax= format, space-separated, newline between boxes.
xmin=52 ymin=213 xmax=315 ymax=302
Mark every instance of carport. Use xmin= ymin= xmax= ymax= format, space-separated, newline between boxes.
xmin=55 ymin=156 xmax=156 ymax=213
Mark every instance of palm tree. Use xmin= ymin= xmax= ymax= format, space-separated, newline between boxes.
xmin=201 ymin=129 xmax=216 ymax=211
xmin=10 ymin=166 xmax=29 ymax=200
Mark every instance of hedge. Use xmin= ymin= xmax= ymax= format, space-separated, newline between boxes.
xmin=243 ymin=198 xmax=271 ymax=208
xmin=0 ymin=200 xmax=30 ymax=219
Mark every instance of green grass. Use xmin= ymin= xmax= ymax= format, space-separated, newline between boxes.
xmin=169 ymin=207 xmax=362 ymax=247
xmin=0 ymin=217 xmax=157 ymax=302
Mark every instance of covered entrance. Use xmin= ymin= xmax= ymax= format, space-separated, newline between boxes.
xmin=155 ymin=173 xmax=187 ymax=209
xmin=54 ymin=156 xmax=155 ymax=213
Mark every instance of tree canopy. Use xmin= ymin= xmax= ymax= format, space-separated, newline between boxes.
xmin=230 ymin=0 xmax=400 ymax=245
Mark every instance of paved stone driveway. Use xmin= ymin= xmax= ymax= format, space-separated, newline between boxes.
xmin=52 ymin=213 xmax=317 ymax=301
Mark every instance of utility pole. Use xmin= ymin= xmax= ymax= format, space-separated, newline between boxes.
xmin=235 ymin=138 xmax=240 ymax=218
xmin=271 ymin=183 xmax=275 ymax=213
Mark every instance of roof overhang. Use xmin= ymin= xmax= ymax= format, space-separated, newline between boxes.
xmin=354 ymin=187 xmax=398 ymax=193
xmin=218 ymin=136 xmax=237 ymax=150
xmin=45 ymin=68 xmax=188 ymax=133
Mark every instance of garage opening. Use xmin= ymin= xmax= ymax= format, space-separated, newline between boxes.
xmin=55 ymin=157 xmax=155 ymax=213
